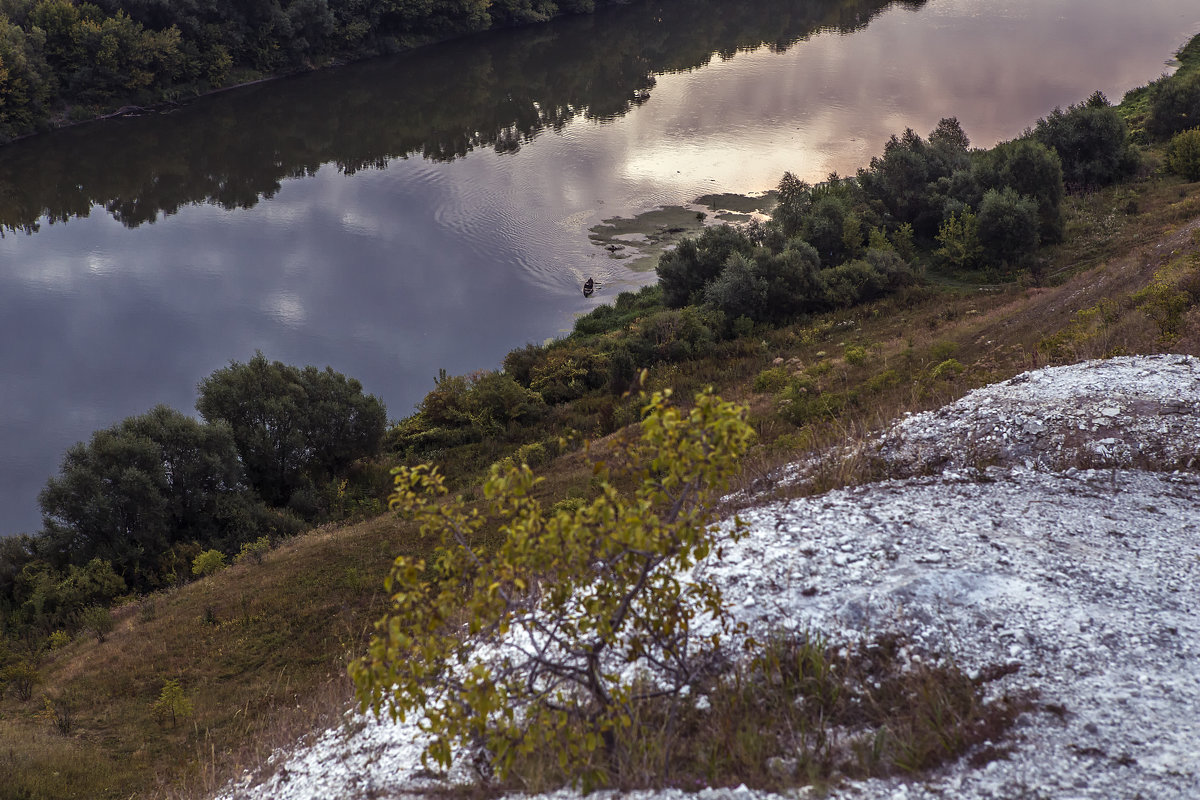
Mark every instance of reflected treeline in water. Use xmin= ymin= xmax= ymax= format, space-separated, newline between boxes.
xmin=0 ymin=0 xmax=922 ymax=233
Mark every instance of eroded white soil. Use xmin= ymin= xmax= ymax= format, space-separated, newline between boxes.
xmin=216 ymin=355 xmax=1200 ymax=800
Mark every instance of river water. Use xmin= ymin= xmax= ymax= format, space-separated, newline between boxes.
xmin=0 ymin=0 xmax=1196 ymax=534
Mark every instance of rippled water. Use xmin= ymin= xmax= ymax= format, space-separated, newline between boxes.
xmin=0 ymin=0 xmax=1196 ymax=534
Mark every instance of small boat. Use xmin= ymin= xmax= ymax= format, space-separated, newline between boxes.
xmin=583 ymin=277 xmax=595 ymax=296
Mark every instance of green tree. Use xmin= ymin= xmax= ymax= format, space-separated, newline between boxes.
xmin=151 ymin=678 xmax=193 ymax=727
xmin=77 ymin=604 xmax=115 ymax=643
xmin=857 ymin=119 xmax=969 ymax=239
xmin=38 ymin=405 xmax=258 ymax=589
xmin=976 ymin=187 xmax=1040 ymax=268
xmin=190 ymin=548 xmax=226 ymax=577
xmin=771 ymin=171 xmax=813 ymax=239
xmin=351 ymin=389 xmax=754 ymax=783
xmin=655 ymin=225 xmax=754 ymax=308
xmin=1148 ymin=70 xmax=1200 ymax=140
xmin=1031 ymin=91 xmax=1136 ymax=190
xmin=1166 ymin=128 xmax=1200 ymax=181
xmin=703 ymin=252 xmax=767 ymax=321
xmin=935 ymin=209 xmax=982 ymax=270
xmin=973 ymin=138 xmax=1065 ymax=244
xmin=755 ymin=240 xmax=825 ymax=321
xmin=196 ymin=353 xmax=387 ymax=508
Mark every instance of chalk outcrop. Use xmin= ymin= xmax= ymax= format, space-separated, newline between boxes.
xmin=217 ymin=355 xmax=1200 ymax=800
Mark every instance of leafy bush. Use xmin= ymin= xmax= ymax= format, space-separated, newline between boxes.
xmin=1148 ymin=70 xmax=1200 ymax=140
xmin=78 ymin=605 xmax=115 ymax=643
xmin=352 ymin=389 xmax=754 ymax=784
xmin=235 ymin=536 xmax=272 ymax=566
xmin=800 ymin=192 xmax=861 ymax=265
xmin=1166 ymin=128 xmax=1200 ymax=181
xmin=929 ymin=340 xmax=959 ymax=362
xmin=973 ymin=138 xmax=1065 ymax=244
xmin=191 ymin=549 xmax=226 ymax=577
xmin=753 ymin=367 xmax=791 ymax=394
xmin=48 ymin=630 xmax=71 ymax=650
xmin=844 ymin=345 xmax=868 ymax=365
xmin=704 ymin=252 xmax=767 ymax=320
xmin=936 ymin=210 xmax=982 ymax=270
xmin=38 ymin=693 xmax=75 ymax=735
xmin=856 ymin=119 xmax=971 ymax=239
xmin=976 ymin=187 xmax=1040 ymax=267
xmin=624 ymin=307 xmax=722 ymax=366
xmin=656 ymin=225 xmax=754 ymax=307
xmin=930 ymin=359 xmax=965 ymax=379
xmin=778 ymin=383 xmax=847 ymax=427
xmin=2 ymin=660 xmax=39 ymax=701
xmin=1032 ymin=91 xmax=1137 ymax=189
xmin=756 ymin=241 xmax=824 ymax=321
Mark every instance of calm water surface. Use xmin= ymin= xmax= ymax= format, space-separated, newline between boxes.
xmin=0 ymin=0 xmax=1196 ymax=533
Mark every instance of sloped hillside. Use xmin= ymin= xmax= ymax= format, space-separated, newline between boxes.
xmin=217 ymin=354 xmax=1200 ymax=800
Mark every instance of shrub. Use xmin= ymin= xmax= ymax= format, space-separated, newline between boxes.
xmin=2 ymin=660 xmax=39 ymax=701
xmin=929 ymin=340 xmax=959 ymax=362
xmin=753 ymin=367 xmax=791 ymax=394
xmin=191 ymin=549 xmax=226 ymax=577
xmin=151 ymin=679 xmax=193 ymax=727
xmin=352 ymin=389 xmax=755 ymax=785
xmin=656 ymin=225 xmax=754 ymax=307
xmin=935 ymin=210 xmax=982 ymax=270
xmin=757 ymin=241 xmax=824 ymax=321
xmin=778 ymin=384 xmax=847 ymax=427
xmin=976 ymin=187 xmax=1040 ymax=267
xmin=801 ymin=193 xmax=860 ymax=265
xmin=235 ymin=535 xmax=271 ymax=566
xmin=857 ymin=122 xmax=970 ymax=239
xmin=78 ymin=605 xmax=115 ymax=643
xmin=974 ymin=138 xmax=1064 ymax=243
xmin=844 ymin=345 xmax=868 ymax=365
xmin=38 ymin=693 xmax=75 ymax=735
xmin=47 ymin=630 xmax=71 ymax=650
xmin=1166 ymin=128 xmax=1200 ymax=181
xmin=502 ymin=342 xmax=546 ymax=387
xmin=931 ymin=359 xmax=965 ymax=379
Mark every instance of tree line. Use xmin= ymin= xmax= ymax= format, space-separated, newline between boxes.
xmin=0 ymin=0 xmax=614 ymax=143
xmin=386 ymin=85 xmax=1164 ymax=475
xmin=0 ymin=0 xmax=912 ymax=231
xmin=0 ymin=353 xmax=386 ymax=637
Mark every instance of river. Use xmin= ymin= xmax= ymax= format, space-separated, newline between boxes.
xmin=0 ymin=0 xmax=1196 ymax=535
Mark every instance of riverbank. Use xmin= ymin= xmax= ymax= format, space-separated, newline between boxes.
xmin=0 ymin=0 xmax=627 ymax=144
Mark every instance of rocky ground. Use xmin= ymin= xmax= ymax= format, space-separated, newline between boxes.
xmin=216 ymin=354 xmax=1200 ymax=800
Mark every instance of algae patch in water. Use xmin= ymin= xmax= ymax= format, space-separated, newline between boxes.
xmin=588 ymin=192 xmax=776 ymax=272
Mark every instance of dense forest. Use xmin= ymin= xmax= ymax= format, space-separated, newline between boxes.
xmin=0 ymin=0 xmax=920 ymax=145
xmin=0 ymin=0 xmax=916 ymax=232
xmin=0 ymin=0 xmax=619 ymax=143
